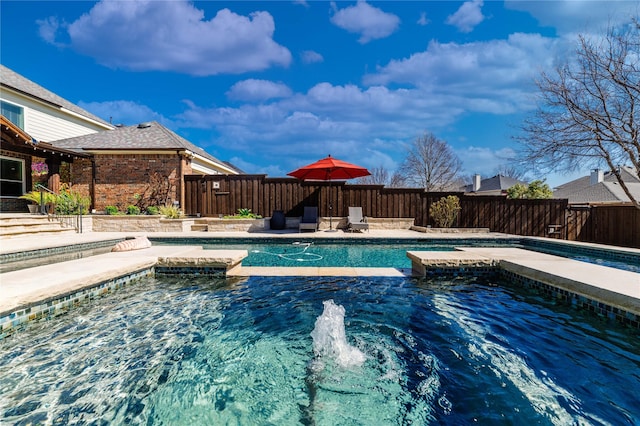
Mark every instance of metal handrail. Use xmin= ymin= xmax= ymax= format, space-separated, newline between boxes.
xmin=34 ymin=184 xmax=83 ymax=233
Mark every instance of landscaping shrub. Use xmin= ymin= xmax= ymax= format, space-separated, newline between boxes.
xmin=223 ymin=208 xmax=262 ymax=219
xmin=55 ymin=191 xmax=90 ymax=215
xmin=105 ymin=206 xmax=119 ymax=215
xmin=159 ymin=205 xmax=182 ymax=219
xmin=126 ymin=205 xmax=141 ymax=215
xmin=146 ymin=206 xmax=160 ymax=215
xmin=430 ymin=195 xmax=461 ymax=228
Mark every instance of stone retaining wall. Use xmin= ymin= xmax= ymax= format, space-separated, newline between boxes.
xmin=92 ymin=215 xmax=194 ymax=232
xmin=88 ymin=215 xmax=416 ymax=232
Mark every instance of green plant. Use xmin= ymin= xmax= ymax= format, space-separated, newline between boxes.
xmin=55 ymin=191 xmax=90 ymax=215
xmin=430 ymin=195 xmax=461 ymax=228
xmin=159 ymin=204 xmax=182 ymax=219
xmin=223 ymin=208 xmax=262 ymax=219
xmin=19 ymin=190 xmax=56 ymax=206
xmin=146 ymin=206 xmax=160 ymax=215
xmin=126 ymin=205 xmax=141 ymax=215
xmin=105 ymin=205 xmax=119 ymax=215
xmin=506 ymin=180 xmax=553 ymax=199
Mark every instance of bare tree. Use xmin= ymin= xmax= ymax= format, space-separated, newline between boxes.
xmin=399 ymin=132 xmax=463 ymax=191
xmin=356 ymin=166 xmax=389 ymax=185
xmin=356 ymin=166 xmax=408 ymax=187
xmin=516 ymin=22 xmax=640 ymax=208
xmin=493 ymin=165 xmax=530 ymax=182
xmin=388 ymin=171 xmax=407 ymax=188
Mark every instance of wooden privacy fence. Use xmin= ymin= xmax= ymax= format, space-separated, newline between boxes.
xmin=184 ymin=175 xmax=568 ymax=237
xmin=567 ymin=204 xmax=640 ymax=248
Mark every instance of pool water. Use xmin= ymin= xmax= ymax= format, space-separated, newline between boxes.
xmin=151 ymin=237 xmax=640 ymax=272
xmin=0 ymin=246 xmax=114 ymax=273
xmin=1 ymin=275 xmax=638 ymax=425
xmin=206 ymin=241 xmax=455 ymax=269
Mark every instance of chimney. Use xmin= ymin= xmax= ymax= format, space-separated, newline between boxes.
xmin=590 ymin=169 xmax=604 ymax=185
xmin=472 ymin=174 xmax=481 ymax=192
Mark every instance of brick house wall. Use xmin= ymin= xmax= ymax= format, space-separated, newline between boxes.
xmin=68 ymin=153 xmax=194 ymax=211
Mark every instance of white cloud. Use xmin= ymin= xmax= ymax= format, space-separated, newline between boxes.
xmin=417 ymin=12 xmax=429 ymax=26
xmin=364 ymin=33 xmax=558 ymax=114
xmin=78 ymin=100 xmax=170 ymax=127
xmin=36 ymin=16 xmax=63 ymax=46
xmin=446 ymin=0 xmax=485 ymax=33
xmin=504 ymin=0 xmax=639 ymax=34
xmin=226 ymin=79 xmax=292 ymax=102
xmin=292 ymin=0 xmax=309 ymax=8
xmin=42 ymin=0 xmax=291 ymax=76
xmin=330 ymin=0 xmax=400 ymax=44
xmin=301 ymin=50 xmax=324 ymax=64
xmin=229 ymin=156 xmax=286 ymax=177
xmin=456 ymin=146 xmax=518 ymax=177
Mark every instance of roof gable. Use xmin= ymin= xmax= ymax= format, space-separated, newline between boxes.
xmin=462 ymin=174 xmax=527 ymax=193
xmin=553 ymin=167 xmax=640 ymax=203
xmin=0 ymin=65 xmax=111 ymax=127
xmin=52 ymin=121 xmax=235 ymax=171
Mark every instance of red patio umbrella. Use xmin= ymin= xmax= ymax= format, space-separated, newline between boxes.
xmin=287 ymin=155 xmax=370 ymax=230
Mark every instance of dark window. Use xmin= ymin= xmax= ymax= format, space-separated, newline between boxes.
xmin=0 ymin=157 xmax=25 ymax=197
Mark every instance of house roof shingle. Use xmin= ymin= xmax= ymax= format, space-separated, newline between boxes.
xmin=52 ymin=121 xmax=232 ymax=169
xmin=0 ymin=65 xmax=111 ymax=127
xmin=553 ymin=167 xmax=640 ymax=203
xmin=461 ymin=174 xmax=526 ymax=193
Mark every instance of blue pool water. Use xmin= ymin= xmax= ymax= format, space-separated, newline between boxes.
xmin=218 ymin=241 xmax=453 ymax=268
xmin=151 ymin=237 xmax=640 ymax=272
xmin=1 ymin=275 xmax=638 ymax=424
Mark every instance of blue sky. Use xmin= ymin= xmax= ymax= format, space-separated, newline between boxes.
xmin=2 ymin=1 xmax=638 ymax=187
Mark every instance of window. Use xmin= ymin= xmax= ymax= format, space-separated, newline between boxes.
xmin=1 ymin=101 xmax=24 ymax=129
xmin=0 ymin=157 xmax=25 ymax=197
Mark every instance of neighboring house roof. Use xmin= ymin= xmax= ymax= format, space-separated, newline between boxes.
xmin=52 ymin=121 xmax=238 ymax=174
xmin=0 ymin=64 xmax=111 ymax=128
xmin=553 ymin=167 xmax=640 ymax=204
xmin=461 ymin=174 xmax=526 ymax=194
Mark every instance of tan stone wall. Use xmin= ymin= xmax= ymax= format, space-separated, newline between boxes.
xmin=92 ymin=215 xmax=194 ymax=232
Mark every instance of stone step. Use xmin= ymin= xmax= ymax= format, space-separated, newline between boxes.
xmin=0 ymin=228 xmax=77 ymax=238
xmin=0 ymin=216 xmax=74 ymax=238
xmin=0 ymin=215 xmax=51 ymax=224
xmin=190 ymin=224 xmax=208 ymax=232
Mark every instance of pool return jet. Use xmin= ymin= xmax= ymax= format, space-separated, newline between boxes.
xmin=287 ymin=155 xmax=371 ymax=232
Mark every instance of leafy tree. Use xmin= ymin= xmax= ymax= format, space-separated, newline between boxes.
xmin=399 ymin=132 xmax=462 ymax=191
xmin=506 ymin=180 xmax=553 ymax=199
xmin=516 ymin=21 xmax=640 ymax=208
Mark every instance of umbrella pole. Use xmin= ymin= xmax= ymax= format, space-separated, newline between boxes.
xmin=327 ymin=180 xmax=337 ymax=232
xmin=329 ymin=181 xmax=333 ymax=230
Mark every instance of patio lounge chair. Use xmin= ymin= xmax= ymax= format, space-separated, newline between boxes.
xmin=347 ymin=207 xmax=369 ymax=232
xmin=299 ymin=206 xmax=319 ymax=232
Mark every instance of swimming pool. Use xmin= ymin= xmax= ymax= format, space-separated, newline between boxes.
xmin=150 ymin=237 xmax=640 ymax=273
xmin=1 ymin=275 xmax=638 ymax=424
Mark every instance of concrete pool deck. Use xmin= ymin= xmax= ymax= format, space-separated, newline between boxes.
xmin=1 ymin=229 xmax=639 ymax=331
